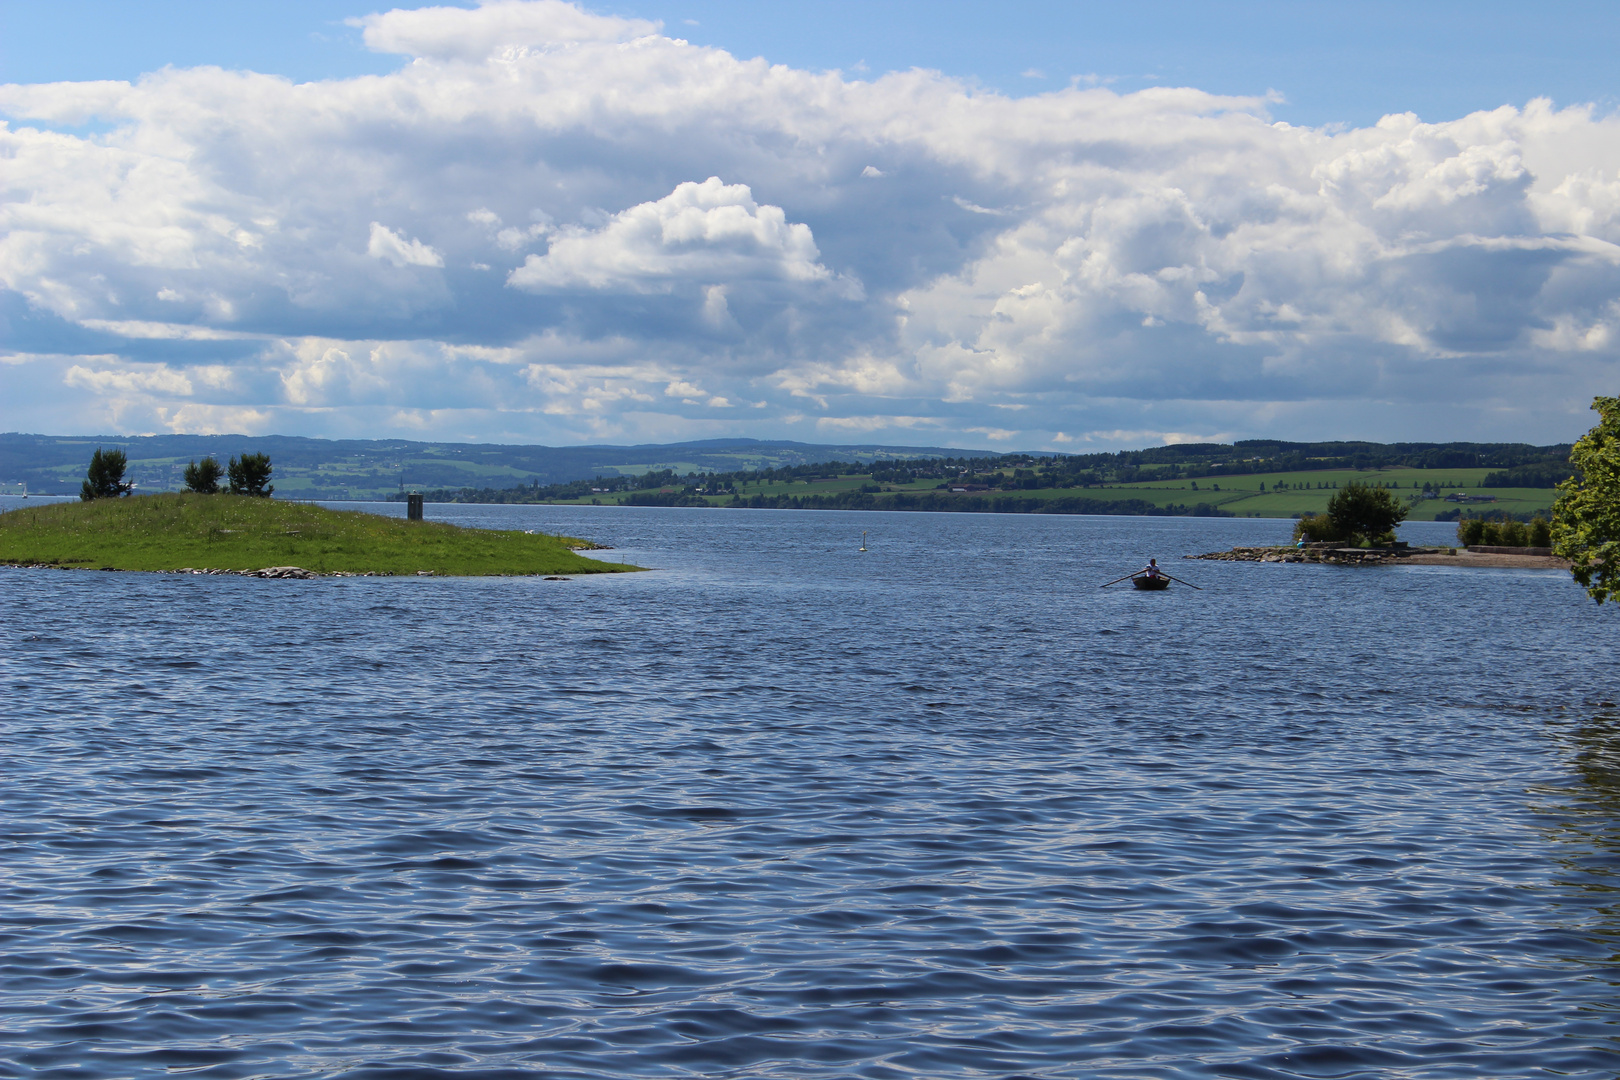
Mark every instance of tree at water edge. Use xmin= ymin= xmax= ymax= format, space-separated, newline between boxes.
xmin=1553 ymin=395 xmax=1620 ymax=604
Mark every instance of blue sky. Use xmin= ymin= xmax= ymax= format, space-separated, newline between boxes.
xmin=6 ymin=1 xmax=1617 ymax=129
xmin=2 ymin=1 xmax=1618 ymax=447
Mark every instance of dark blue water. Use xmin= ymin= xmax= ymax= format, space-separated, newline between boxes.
xmin=2 ymin=502 xmax=1616 ymax=1079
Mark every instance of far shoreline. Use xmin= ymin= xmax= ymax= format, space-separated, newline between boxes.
xmin=1400 ymin=550 xmax=1570 ymax=570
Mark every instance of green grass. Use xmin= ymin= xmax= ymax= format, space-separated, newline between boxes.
xmin=1114 ymin=467 xmax=1556 ymax=519
xmin=733 ymin=466 xmax=1555 ymax=520
xmin=0 ymin=493 xmax=643 ymax=576
xmin=495 ymin=463 xmax=1564 ymax=523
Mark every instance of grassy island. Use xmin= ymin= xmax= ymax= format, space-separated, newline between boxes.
xmin=0 ymin=494 xmax=642 ymax=576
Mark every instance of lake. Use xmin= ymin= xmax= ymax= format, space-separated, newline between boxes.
xmin=1 ymin=502 xmax=1615 ymax=1078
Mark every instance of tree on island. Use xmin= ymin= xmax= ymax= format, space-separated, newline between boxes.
xmin=80 ymin=448 xmax=133 ymax=500
xmin=1552 ymin=395 xmax=1620 ymax=604
xmin=183 ymin=457 xmax=223 ymax=493
xmin=227 ymin=453 xmax=274 ymax=497
xmin=1294 ymin=481 xmax=1407 ymax=544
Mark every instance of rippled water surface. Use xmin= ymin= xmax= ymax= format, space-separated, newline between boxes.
xmin=2 ymin=502 xmax=1617 ymax=1079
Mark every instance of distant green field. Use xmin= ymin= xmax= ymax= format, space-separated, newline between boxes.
xmin=1109 ymin=467 xmax=1557 ymax=520
xmin=547 ymin=464 xmax=1560 ymax=521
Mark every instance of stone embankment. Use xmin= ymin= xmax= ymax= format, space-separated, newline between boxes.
xmin=1188 ymin=545 xmax=1306 ymax=563
xmin=1187 ymin=544 xmax=1429 ymax=565
xmin=4 ymin=563 xmax=587 ymax=578
xmin=8 ymin=564 xmax=400 ymax=578
xmin=177 ymin=566 xmax=441 ymax=577
xmin=1188 ymin=544 xmax=1570 ymax=569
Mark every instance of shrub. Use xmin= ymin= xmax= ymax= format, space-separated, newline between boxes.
xmin=1293 ymin=513 xmax=1343 ymax=543
xmin=1460 ymin=515 xmax=1553 ymax=547
xmin=184 ymin=457 xmax=223 ymax=494
xmin=227 ymin=453 xmax=274 ymax=497
xmin=1324 ymin=481 xmax=1406 ymax=544
xmin=80 ymin=448 xmax=132 ymax=501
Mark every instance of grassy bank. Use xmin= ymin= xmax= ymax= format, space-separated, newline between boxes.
xmin=0 ymin=494 xmax=642 ymax=576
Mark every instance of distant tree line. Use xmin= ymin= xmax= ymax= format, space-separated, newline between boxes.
xmin=1480 ymin=460 xmax=1578 ymax=488
xmin=394 ymin=439 xmax=1574 ymax=507
xmin=1457 ymin=516 xmax=1553 ymax=548
xmin=1432 ymin=507 xmax=1553 ymax=523
xmin=397 ymin=468 xmax=689 ymax=503
xmin=625 ymin=490 xmax=1235 ymax=517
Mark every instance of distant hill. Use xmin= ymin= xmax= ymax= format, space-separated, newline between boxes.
xmin=1049 ymin=439 xmax=1573 ymax=481
xmin=0 ymin=434 xmax=1002 ymax=499
xmin=0 ymin=432 xmax=1573 ymax=500
xmin=389 ymin=438 xmax=1575 ymax=522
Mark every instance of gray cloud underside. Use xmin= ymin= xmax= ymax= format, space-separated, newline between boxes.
xmin=2 ymin=0 xmax=1618 ymax=447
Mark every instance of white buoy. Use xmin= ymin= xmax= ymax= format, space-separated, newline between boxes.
xmin=859 ymin=530 xmax=867 ymax=552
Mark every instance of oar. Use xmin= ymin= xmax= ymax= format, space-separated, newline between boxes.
xmin=1099 ymin=572 xmax=1138 ymax=588
xmin=1163 ymin=574 xmax=1203 ymax=590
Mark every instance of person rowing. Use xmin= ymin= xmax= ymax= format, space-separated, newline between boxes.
xmin=1099 ymin=560 xmax=1201 ymax=589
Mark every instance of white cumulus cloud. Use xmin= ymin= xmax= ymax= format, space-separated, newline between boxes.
xmin=507 ymin=178 xmax=840 ymax=292
xmin=367 ymin=223 xmax=445 ymax=268
xmin=353 ymin=0 xmax=659 ymax=59
xmin=1 ymin=0 xmax=1618 ymax=447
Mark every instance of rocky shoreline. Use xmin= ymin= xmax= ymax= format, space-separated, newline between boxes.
xmin=1188 ymin=544 xmax=1419 ymax=565
xmin=1188 ymin=545 xmax=1571 ymax=569
xmin=1 ymin=563 xmax=575 ymax=579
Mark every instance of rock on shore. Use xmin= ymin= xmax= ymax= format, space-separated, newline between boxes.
xmin=1186 ymin=545 xmax=1363 ymax=564
xmin=1187 ymin=545 xmax=1570 ymax=569
xmin=1188 ymin=544 xmax=1435 ymax=566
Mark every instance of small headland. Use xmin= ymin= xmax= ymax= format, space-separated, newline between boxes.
xmin=0 ymin=493 xmax=643 ymax=577
xmin=1190 ymin=543 xmax=1570 ymax=569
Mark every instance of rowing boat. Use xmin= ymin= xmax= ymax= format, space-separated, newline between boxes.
xmin=1100 ymin=569 xmax=1199 ymax=591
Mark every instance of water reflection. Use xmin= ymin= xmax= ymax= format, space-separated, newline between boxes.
xmin=1555 ymin=706 xmax=1620 ymax=860
xmin=1540 ymin=708 xmax=1620 ymax=1026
